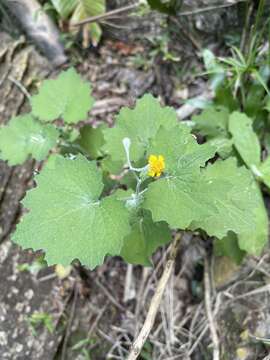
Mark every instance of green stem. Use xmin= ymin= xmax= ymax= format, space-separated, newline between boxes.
xmin=247 ymin=0 xmax=265 ymax=64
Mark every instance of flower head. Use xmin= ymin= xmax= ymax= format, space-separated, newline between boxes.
xmin=148 ymin=155 xmax=165 ymax=177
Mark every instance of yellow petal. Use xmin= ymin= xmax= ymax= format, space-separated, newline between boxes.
xmin=149 ymin=155 xmax=157 ymax=164
xmin=158 ymin=155 xmax=164 ymax=163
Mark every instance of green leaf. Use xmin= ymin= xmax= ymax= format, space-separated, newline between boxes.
xmin=148 ymin=124 xmax=216 ymax=175
xmin=143 ymin=125 xmax=267 ymax=254
xmin=203 ymin=49 xmax=217 ymax=72
xmin=12 ymin=155 xmax=131 ymax=269
xmin=252 ymin=69 xmax=270 ymax=96
xmin=192 ymin=106 xmax=234 ymax=158
xmin=147 ymin=0 xmax=177 ymax=14
xmin=101 ymin=156 xmax=123 ymax=175
xmin=229 ymin=111 xmax=261 ymax=168
xmin=103 ymin=94 xmax=178 ymax=165
xmin=87 ymin=22 xmax=103 ymax=46
xmin=215 ymin=85 xmax=239 ymax=111
xmin=121 ymin=210 xmax=171 ymax=266
xmin=192 ymin=159 xmax=268 ymax=255
xmin=143 ymin=125 xmax=217 ymax=229
xmin=214 ymin=232 xmax=245 ymax=265
xmin=258 ymin=156 xmax=270 ymax=188
xmin=245 ymin=83 xmax=266 ymax=117
xmin=51 ymin=0 xmax=77 ymax=18
xmin=264 ymin=97 xmax=270 ymax=112
xmin=77 ymin=124 xmax=107 ymax=158
xmin=31 ymin=68 xmax=94 ymax=124
xmin=207 ymin=137 xmax=233 ymax=159
xmin=0 ymin=114 xmax=58 ymax=165
xmin=202 ymin=49 xmax=225 ymax=90
xmin=192 ymin=106 xmax=229 ymax=139
xmin=81 ymin=0 xmax=105 ymax=14
xmin=70 ymin=0 xmax=105 ymax=46
xmin=237 ymin=182 xmax=268 ymax=255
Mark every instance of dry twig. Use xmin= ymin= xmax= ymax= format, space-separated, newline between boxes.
xmin=124 ymin=264 xmax=135 ymax=303
xmin=88 ymin=301 xmax=109 ymax=338
xmin=127 ymin=233 xmax=181 ymax=360
xmin=95 ymin=278 xmax=126 ymax=312
xmin=71 ymin=0 xmax=246 ymax=28
xmin=61 ymin=282 xmax=79 ymax=360
xmin=71 ymin=3 xmax=140 ymax=27
xmin=204 ymin=256 xmax=220 ymax=360
xmin=134 ymin=267 xmax=150 ymax=336
xmin=176 ymin=0 xmax=246 ymax=17
xmin=8 ymin=76 xmax=31 ymax=100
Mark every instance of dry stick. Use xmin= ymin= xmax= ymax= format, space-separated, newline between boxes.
xmin=127 ymin=233 xmax=181 ymax=360
xmin=70 ymin=3 xmax=140 ymax=27
xmin=87 ymin=301 xmax=109 ymax=338
xmin=204 ymin=257 xmax=220 ymax=360
xmin=175 ymin=0 xmax=247 ymax=17
xmin=61 ymin=282 xmax=79 ymax=360
xmin=8 ymin=76 xmax=31 ymax=100
xmin=124 ymin=263 xmax=134 ymax=303
xmin=71 ymin=0 xmax=247 ymax=27
xmin=95 ymin=278 xmax=126 ymax=312
xmin=188 ymin=292 xmax=222 ymax=357
xmin=134 ymin=267 xmax=150 ymax=337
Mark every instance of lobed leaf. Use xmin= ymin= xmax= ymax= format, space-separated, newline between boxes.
xmin=103 ymin=94 xmax=178 ymax=167
xmin=214 ymin=232 xmax=245 ymax=265
xmin=207 ymin=137 xmax=233 ymax=159
xmin=13 ymin=155 xmax=131 ymax=269
xmin=143 ymin=125 xmax=217 ymax=229
xmin=190 ymin=158 xmax=268 ymax=255
xmin=0 ymin=114 xmax=59 ymax=165
xmin=143 ymin=125 xmax=268 ymax=254
xmin=31 ymin=68 xmax=94 ymax=124
xmin=192 ymin=106 xmax=233 ymax=158
xmin=192 ymin=106 xmax=229 ymax=139
xmin=77 ymin=124 xmax=107 ymax=158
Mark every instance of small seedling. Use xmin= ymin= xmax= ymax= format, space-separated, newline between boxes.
xmin=27 ymin=312 xmax=54 ymax=336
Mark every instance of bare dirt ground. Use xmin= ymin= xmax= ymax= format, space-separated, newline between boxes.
xmin=1 ymin=2 xmax=270 ymax=359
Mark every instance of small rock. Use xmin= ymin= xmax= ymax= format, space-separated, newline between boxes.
xmin=0 ymin=331 xmax=8 ymax=346
xmin=24 ymin=289 xmax=34 ymax=300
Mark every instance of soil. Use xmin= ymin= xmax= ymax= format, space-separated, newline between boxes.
xmin=0 ymin=2 xmax=270 ymax=359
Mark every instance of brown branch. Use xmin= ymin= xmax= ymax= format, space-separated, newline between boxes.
xmin=8 ymin=76 xmax=31 ymax=100
xmin=70 ymin=3 xmax=140 ymax=27
xmin=70 ymin=1 xmax=246 ymax=28
xmin=127 ymin=233 xmax=181 ymax=360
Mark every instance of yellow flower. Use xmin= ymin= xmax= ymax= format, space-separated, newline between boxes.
xmin=148 ymin=155 xmax=165 ymax=177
